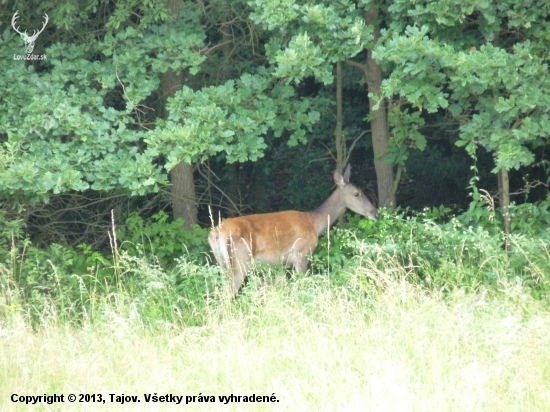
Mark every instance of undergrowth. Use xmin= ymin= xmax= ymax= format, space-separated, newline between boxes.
xmin=0 ymin=202 xmax=549 ymax=328
xmin=1 ymin=254 xmax=550 ymax=411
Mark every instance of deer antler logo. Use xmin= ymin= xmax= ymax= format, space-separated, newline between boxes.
xmin=11 ymin=11 xmax=49 ymax=54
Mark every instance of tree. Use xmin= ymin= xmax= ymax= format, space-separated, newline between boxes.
xmin=162 ymin=0 xmax=197 ymax=230
xmin=375 ymin=1 xmax=550 ymax=240
xmin=250 ymin=0 xmax=400 ymax=207
xmin=0 ymin=1 xmax=319 ymax=229
xmin=0 ymin=1 xmax=205 ymax=203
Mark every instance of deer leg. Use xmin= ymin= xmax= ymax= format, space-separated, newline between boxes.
xmin=292 ymin=256 xmax=309 ymax=273
xmin=288 ymin=241 xmax=314 ymax=273
xmin=286 ymin=250 xmax=309 ymax=274
xmin=229 ymin=241 xmax=250 ymax=296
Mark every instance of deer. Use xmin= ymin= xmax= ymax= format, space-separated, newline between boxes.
xmin=11 ymin=11 xmax=49 ymax=55
xmin=208 ymin=164 xmax=378 ymax=296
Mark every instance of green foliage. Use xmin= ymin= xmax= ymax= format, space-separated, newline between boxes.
xmin=155 ymin=72 xmax=320 ymax=166
xmin=376 ymin=18 xmax=550 ymax=173
xmin=385 ymin=105 xmax=426 ymax=166
xmin=116 ymin=211 xmax=210 ymax=265
xmin=169 ymin=257 xmax=226 ymax=306
xmin=108 ymin=254 xmax=224 ymax=325
xmin=1 ymin=204 xmax=549 ymax=328
xmin=251 ymin=0 xmax=373 ymax=83
xmin=312 ymin=207 xmax=550 ymax=299
xmin=1 ymin=1 xmax=321 ymax=204
xmin=0 ymin=240 xmax=112 ymax=324
xmin=0 ymin=208 xmax=217 ymax=326
xmin=509 ymin=203 xmax=550 ymax=235
xmin=0 ymin=2 xmax=206 ymax=200
xmin=0 ymin=233 xmax=221 ymax=327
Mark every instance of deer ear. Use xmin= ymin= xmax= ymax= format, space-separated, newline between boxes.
xmin=333 ymin=170 xmax=346 ymax=187
xmin=343 ymin=164 xmax=351 ymax=183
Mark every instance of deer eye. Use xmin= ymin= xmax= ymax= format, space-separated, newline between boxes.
xmin=354 ymin=192 xmax=360 ymax=197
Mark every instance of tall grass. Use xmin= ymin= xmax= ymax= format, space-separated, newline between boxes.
xmin=2 ymin=251 xmax=550 ymax=411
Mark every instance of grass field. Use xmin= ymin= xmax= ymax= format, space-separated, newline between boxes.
xmin=2 ymin=262 xmax=550 ymax=412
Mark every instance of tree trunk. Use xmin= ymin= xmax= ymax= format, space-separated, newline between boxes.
xmin=365 ymin=4 xmax=395 ymax=209
xmin=170 ymin=162 xmax=197 ymax=229
xmin=163 ymin=0 xmax=197 ymax=230
xmin=335 ymin=60 xmax=345 ymax=174
xmin=335 ymin=60 xmax=346 ymax=225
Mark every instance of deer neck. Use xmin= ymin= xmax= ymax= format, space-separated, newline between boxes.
xmin=309 ymin=190 xmax=347 ymax=236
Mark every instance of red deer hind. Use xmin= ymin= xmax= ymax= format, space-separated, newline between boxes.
xmin=208 ymin=164 xmax=378 ymax=295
